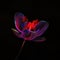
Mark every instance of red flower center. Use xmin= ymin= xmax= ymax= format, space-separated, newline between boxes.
xmin=25 ymin=19 xmax=39 ymax=31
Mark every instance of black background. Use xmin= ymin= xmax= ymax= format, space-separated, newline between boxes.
xmin=0 ymin=0 xmax=56 ymax=60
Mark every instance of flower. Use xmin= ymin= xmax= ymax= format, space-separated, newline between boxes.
xmin=12 ymin=12 xmax=49 ymax=42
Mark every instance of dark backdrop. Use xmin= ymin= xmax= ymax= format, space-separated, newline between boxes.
xmin=0 ymin=0 xmax=56 ymax=60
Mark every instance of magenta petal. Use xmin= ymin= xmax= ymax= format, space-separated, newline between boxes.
xmin=14 ymin=13 xmax=25 ymax=32
xmin=34 ymin=21 xmax=49 ymax=36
